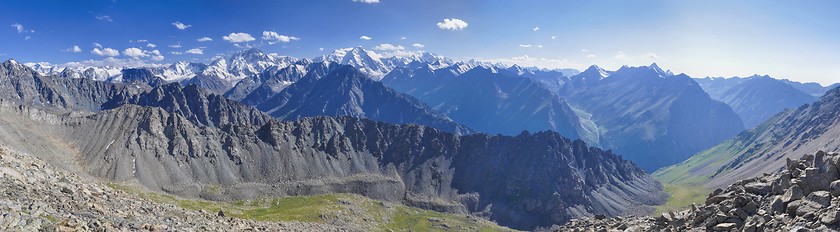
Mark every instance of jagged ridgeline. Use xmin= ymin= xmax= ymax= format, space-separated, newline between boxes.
xmin=0 ymin=59 xmax=666 ymax=230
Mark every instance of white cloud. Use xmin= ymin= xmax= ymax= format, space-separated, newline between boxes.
xmin=223 ymin=32 xmax=255 ymax=43
xmin=129 ymin=39 xmax=148 ymax=43
xmin=91 ymin=46 xmax=120 ymax=57
xmin=59 ymin=57 xmax=165 ymax=69
xmin=24 ymin=36 xmax=31 ymax=40
xmin=10 ymin=23 xmax=23 ymax=33
xmin=437 ymin=18 xmax=468 ymax=31
xmin=123 ymin=47 xmax=148 ymax=58
xmin=319 ymin=47 xmax=325 ymax=52
xmin=93 ymin=43 xmax=103 ymax=48
xmin=233 ymin=43 xmax=254 ymax=49
xmin=512 ymin=55 xmax=531 ymax=61
xmin=412 ymin=43 xmax=425 ymax=48
xmin=171 ymin=51 xmax=183 ymax=55
xmin=62 ymin=45 xmax=82 ymax=53
xmin=359 ymin=35 xmax=372 ymax=40
xmin=533 ymin=27 xmax=540 ymax=32
xmin=587 ymin=54 xmax=596 ymax=58
xmin=400 ymin=37 xmax=407 ymax=40
xmin=172 ymin=21 xmax=191 ymax=30
xmin=169 ymin=43 xmax=182 ymax=48
xmin=197 ymin=37 xmax=213 ymax=42
xmin=581 ymin=49 xmax=588 ymax=52
xmin=96 ymin=15 xmax=113 ymax=22
xmin=537 ymin=45 xmax=543 ymax=48
xmin=262 ymin=31 xmax=300 ymax=44
xmin=185 ymin=48 xmax=204 ymax=55
xmin=352 ymin=0 xmax=380 ymax=3
xmin=642 ymin=52 xmax=661 ymax=60
xmin=146 ymin=43 xmax=156 ymax=48
xmin=551 ymin=35 xmax=557 ymax=40
xmin=149 ymin=50 xmax=164 ymax=61
xmin=519 ymin=44 xmax=533 ymax=48
xmin=614 ymin=51 xmax=628 ymax=60
xmin=374 ymin=43 xmax=404 ymax=51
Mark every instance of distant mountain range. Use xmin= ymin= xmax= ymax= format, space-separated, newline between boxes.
xmin=558 ymin=64 xmax=745 ymax=172
xmin=695 ymin=75 xmax=827 ymax=128
xmin=253 ymin=65 xmax=473 ymax=135
xmin=0 ymin=59 xmax=666 ymax=230
xmin=656 ymin=83 xmax=840 ymax=190
xmin=383 ymin=64 xmax=592 ymax=143
xmin=18 ymin=47 xmax=838 ymax=174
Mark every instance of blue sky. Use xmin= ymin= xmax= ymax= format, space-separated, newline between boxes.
xmin=2 ymin=0 xmax=838 ymax=84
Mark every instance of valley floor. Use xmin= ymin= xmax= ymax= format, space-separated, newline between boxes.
xmin=0 ymin=146 xmax=513 ymax=231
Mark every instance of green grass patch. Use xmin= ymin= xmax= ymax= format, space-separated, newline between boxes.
xmin=106 ymin=183 xmax=515 ymax=231
xmin=653 ymin=184 xmax=709 ymax=215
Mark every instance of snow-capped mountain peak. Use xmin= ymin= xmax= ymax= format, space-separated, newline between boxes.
xmin=315 ymin=47 xmax=390 ymax=80
xmin=648 ymin=63 xmax=674 ymax=77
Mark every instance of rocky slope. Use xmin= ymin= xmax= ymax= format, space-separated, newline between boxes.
xmin=0 ymin=86 xmax=665 ymax=230
xmin=255 ymin=65 xmax=472 ymax=135
xmin=695 ymin=75 xmax=818 ymax=128
xmin=382 ymin=65 xmax=591 ymax=144
xmin=559 ymin=64 xmax=745 ymax=172
xmin=552 ymin=151 xmax=840 ymax=231
xmin=0 ymin=145 xmax=343 ymax=231
xmin=656 ymin=85 xmax=840 ymax=190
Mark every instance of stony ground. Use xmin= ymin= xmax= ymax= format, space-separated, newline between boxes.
xmin=546 ymin=151 xmax=840 ymax=231
xmin=0 ymin=146 xmax=349 ymax=231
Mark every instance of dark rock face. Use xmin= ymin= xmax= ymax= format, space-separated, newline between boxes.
xmin=382 ymin=66 xmax=587 ymax=143
xmin=120 ymin=68 xmax=165 ymax=88
xmin=255 ymin=65 xmax=472 ymax=135
xmin=657 ymin=85 xmax=840 ymax=189
xmin=559 ymin=65 xmax=745 ymax=172
xmin=552 ymin=151 xmax=840 ymax=231
xmin=695 ymin=76 xmax=818 ymax=129
xmin=182 ymin=73 xmax=234 ymax=95
xmin=102 ymin=83 xmax=272 ymax=128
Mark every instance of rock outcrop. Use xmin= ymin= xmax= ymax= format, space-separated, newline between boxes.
xmin=551 ymin=151 xmax=840 ymax=231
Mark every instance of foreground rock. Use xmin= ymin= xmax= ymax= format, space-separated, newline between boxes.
xmin=549 ymin=151 xmax=840 ymax=231
xmin=0 ymin=146 xmax=346 ymax=231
